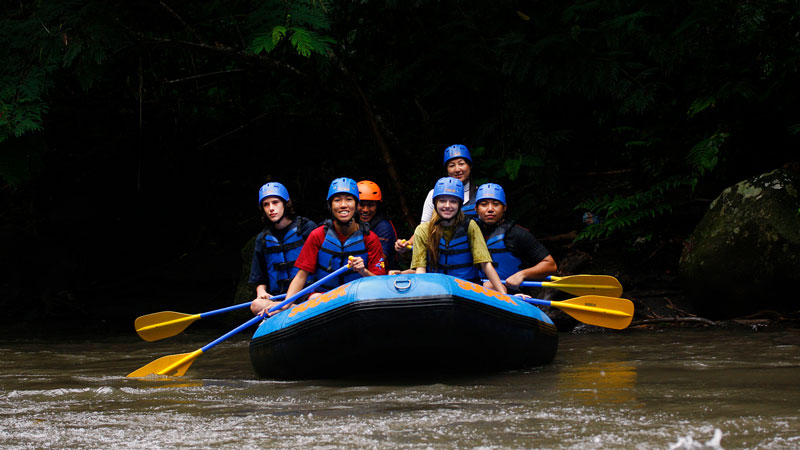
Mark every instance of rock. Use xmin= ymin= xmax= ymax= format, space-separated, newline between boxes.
xmin=679 ymin=169 xmax=800 ymax=317
xmin=233 ymin=235 xmax=257 ymax=304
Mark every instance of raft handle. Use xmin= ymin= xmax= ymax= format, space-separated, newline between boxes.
xmin=393 ymin=277 xmax=412 ymax=292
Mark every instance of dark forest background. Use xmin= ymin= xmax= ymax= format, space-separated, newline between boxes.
xmin=1 ymin=0 xmax=797 ymax=332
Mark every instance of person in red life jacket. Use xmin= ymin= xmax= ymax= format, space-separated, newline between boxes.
xmin=410 ymin=177 xmax=506 ymax=294
xmin=357 ymin=180 xmax=399 ymax=270
xmin=474 ymin=183 xmax=557 ymax=292
xmin=254 ymin=177 xmax=387 ymax=316
xmin=394 ymin=144 xmax=479 ymax=255
xmin=249 ymin=182 xmax=317 ymax=315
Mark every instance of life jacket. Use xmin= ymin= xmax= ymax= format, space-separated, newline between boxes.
xmin=479 ymin=220 xmax=524 ymax=280
xmin=315 ymin=219 xmax=370 ymax=289
xmin=257 ymin=217 xmax=312 ymax=294
xmin=369 ymin=213 xmax=397 ymax=269
xmin=427 ymin=218 xmax=478 ymax=281
xmin=461 ymin=192 xmax=478 ymax=218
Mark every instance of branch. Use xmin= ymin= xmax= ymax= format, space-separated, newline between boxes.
xmin=336 ymin=57 xmax=416 ymax=229
xmin=134 ymin=34 xmax=309 ymax=79
xmin=164 ymin=69 xmax=244 ymax=84
xmin=631 ymin=317 xmax=717 ymax=326
xmin=159 ymin=1 xmax=207 ymax=45
xmin=200 ymin=112 xmax=270 ymax=148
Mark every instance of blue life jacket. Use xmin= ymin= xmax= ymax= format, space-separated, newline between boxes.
xmin=258 ymin=217 xmax=312 ymax=294
xmin=428 ymin=218 xmax=478 ymax=281
xmin=480 ymin=220 xmax=523 ymax=280
xmin=461 ymin=195 xmax=477 ymax=218
xmin=315 ymin=219 xmax=370 ymax=289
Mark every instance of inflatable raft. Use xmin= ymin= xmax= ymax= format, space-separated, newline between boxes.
xmin=249 ymin=273 xmax=558 ymax=379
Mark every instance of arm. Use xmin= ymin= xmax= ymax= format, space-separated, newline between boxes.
xmin=373 ymin=220 xmax=397 ymax=267
xmin=480 ymin=261 xmax=507 ymax=294
xmin=409 ymin=223 xmax=429 ymax=271
xmin=395 ymin=234 xmax=414 ymax=253
xmin=248 ymin=233 xmax=270 ymax=292
xmin=251 ymin=269 xmax=309 ymax=316
xmin=504 ymin=226 xmax=558 ymax=289
xmin=352 ymin=231 xmax=387 ymax=277
xmin=255 ymin=284 xmax=271 ymax=300
xmin=253 ymin=226 xmax=321 ymax=315
xmin=284 ymin=269 xmax=310 ymax=301
xmin=505 ymin=255 xmax=558 ymax=289
xmin=420 ymin=189 xmax=434 ymax=223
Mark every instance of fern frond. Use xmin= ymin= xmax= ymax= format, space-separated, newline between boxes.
xmin=686 ymin=132 xmax=728 ymax=175
xmin=288 ymin=27 xmax=334 ymax=57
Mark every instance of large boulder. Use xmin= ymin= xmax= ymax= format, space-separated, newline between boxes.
xmin=233 ymin=235 xmax=257 ymax=304
xmin=679 ymin=169 xmax=800 ymax=317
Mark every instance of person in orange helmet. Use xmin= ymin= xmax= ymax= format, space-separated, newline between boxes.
xmin=357 ymin=180 xmax=398 ymax=270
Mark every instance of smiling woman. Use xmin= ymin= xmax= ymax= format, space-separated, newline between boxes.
xmin=410 ymin=177 xmax=506 ymax=294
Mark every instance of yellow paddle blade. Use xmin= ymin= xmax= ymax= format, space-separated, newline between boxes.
xmin=135 ymin=312 xmax=201 ymax=342
xmin=544 ymin=275 xmax=623 ymax=297
xmin=127 ymin=349 xmax=203 ymax=378
xmin=550 ymin=295 xmax=634 ymax=330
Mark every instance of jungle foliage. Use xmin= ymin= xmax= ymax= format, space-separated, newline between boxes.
xmin=1 ymin=0 xmax=798 ymax=297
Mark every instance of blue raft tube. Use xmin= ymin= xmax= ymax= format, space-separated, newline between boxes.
xmin=249 ymin=273 xmax=558 ymax=379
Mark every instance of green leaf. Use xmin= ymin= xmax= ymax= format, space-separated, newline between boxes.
xmin=687 ymin=95 xmax=715 ymax=118
xmin=504 ymin=157 xmax=522 ymax=180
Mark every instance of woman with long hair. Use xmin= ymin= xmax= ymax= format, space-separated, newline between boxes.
xmin=410 ymin=177 xmax=506 ymax=293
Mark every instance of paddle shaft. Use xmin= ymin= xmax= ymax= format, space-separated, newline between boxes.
xmin=201 ymin=265 xmax=351 ymax=353
xmin=128 ymin=264 xmax=352 ymax=377
xmin=200 ymin=294 xmax=286 ymax=319
xmin=518 ymin=296 xmax=632 ymax=317
xmin=134 ymin=294 xmax=289 ymax=341
xmin=479 ymin=274 xmax=623 ymax=298
xmin=519 ymin=280 xmax=620 ymax=292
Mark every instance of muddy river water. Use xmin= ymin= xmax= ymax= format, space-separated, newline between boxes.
xmin=1 ymin=327 xmax=798 ymax=449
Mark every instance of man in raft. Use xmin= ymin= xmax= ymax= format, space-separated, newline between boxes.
xmin=253 ymin=177 xmax=386 ymax=316
xmin=248 ymin=182 xmax=317 ymax=315
xmin=357 ymin=180 xmax=398 ymax=271
xmin=474 ymin=183 xmax=557 ymax=292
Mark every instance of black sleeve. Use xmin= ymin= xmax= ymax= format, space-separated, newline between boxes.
xmin=298 ymin=217 xmax=318 ymax=240
xmin=509 ymin=225 xmax=551 ymax=267
xmin=248 ymin=232 xmax=269 ymax=286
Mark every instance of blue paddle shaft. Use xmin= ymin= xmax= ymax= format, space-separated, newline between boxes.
xmin=199 ymin=315 xmax=264 ymax=353
xmin=198 ymin=265 xmax=351 ymax=353
xmin=198 ymin=294 xmax=287 ymax=319
xmin=517 ymin=297 xmax=551 ymax=308
xmin=268 ymin=264 xmax=351 ymax=313
xmin=480 ymin=279 xmax=545 ymax=288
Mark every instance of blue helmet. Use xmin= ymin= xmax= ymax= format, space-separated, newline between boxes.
xmin=432 ymin=177 xmax=464 ymax=202
xmin=326 ymin=177 xmax=360 ymax=202
xmin=258 ymin=182 xmax=290 ymax=206
xmin=443 ymin=144 xmax=472 ymax=166
xmin=475 ymin=183 xmax=506 ymax=206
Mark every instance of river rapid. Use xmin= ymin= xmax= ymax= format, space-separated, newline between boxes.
xmin=1 ymin=327 xmax=798 ymax=449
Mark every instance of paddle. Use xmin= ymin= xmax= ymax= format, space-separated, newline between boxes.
xmin=127 ymin=264 xmax=352 ymax=378
xmin=481 ymin=274 xmax=623 ymax=297
xmin=135 ymin=295 xmax=287 ymax=342
xmin=516 ymin=294 xmax=634 ymax=330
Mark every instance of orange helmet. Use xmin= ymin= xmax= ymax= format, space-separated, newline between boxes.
xmin=357 ymin=180 xmax=382 ymax=201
